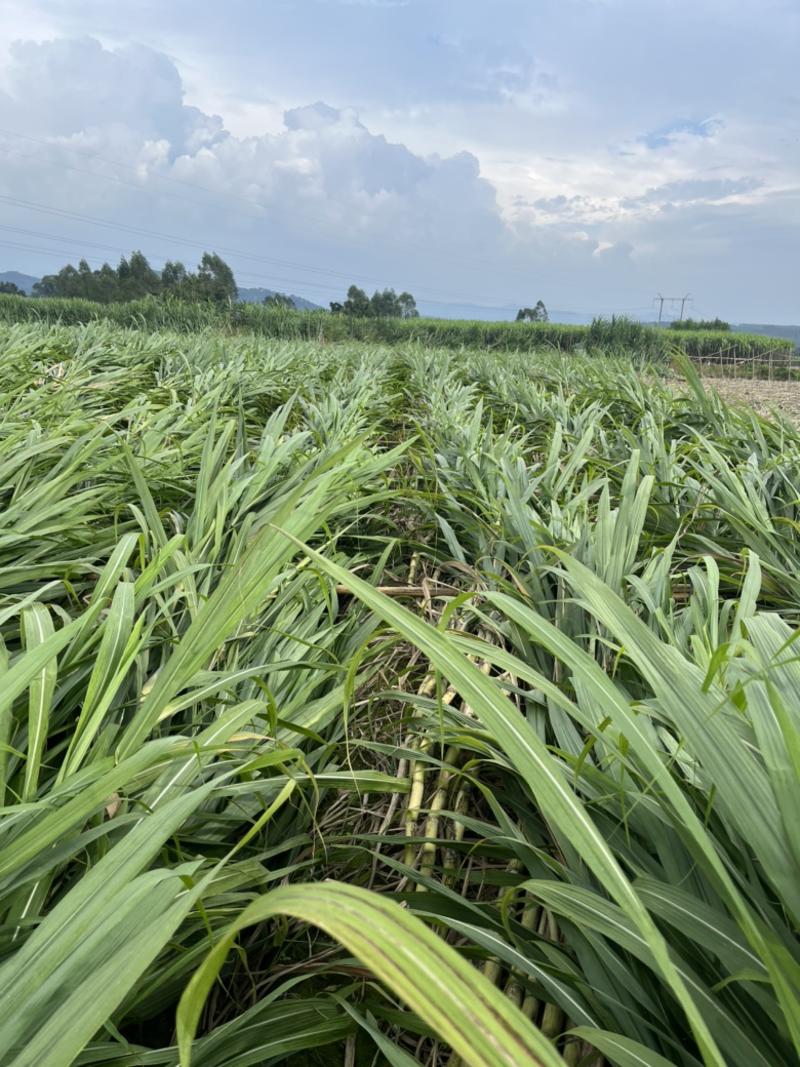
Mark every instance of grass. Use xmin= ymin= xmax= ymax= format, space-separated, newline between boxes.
xmin=0 ymin=292 xmax=794 ymax=363
xmin=0 ymin=320 xmax=797 ymax=1066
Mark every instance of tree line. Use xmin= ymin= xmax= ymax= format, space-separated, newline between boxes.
xmin=1 ymin=267 xmax=734 ymax=334
xmin=516 ymin=300 xmax=549 ymax=322
xmin=669 ymin=317 xmax=731 ymax=331
xmin=2 ymin=254 xmax=425 ymax=320
xmin=330 ymin=285 xmax=419 ymax=318
xmin=31 ymin=252 xmax=238 ymax=305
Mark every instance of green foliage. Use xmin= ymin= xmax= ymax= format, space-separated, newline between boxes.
xmin=331 ymin=284 xmax=419 ymax=318
xmin=670 ymin=317 xmax=731 ymax=331
xmin=195 ymin=251 xmax=237 ymax=306
xmin=1 ymin=322 xmax=800 ymax=1067
xmin=516 ymin=299 xmax=549 ymax=322
xmin=0 ymin=294 xmax=792 ymax=364
xmin=264 ymin=291 xmax=295 ymax=308
xmin=587 ymin=314 xmax=660 ymax=352
xmin=0 ymin=282 xmax=25 ymax=296
xmin=12 ymin=293 xmax=790 ymax=361
xmin=31 ymin=251 xmax=237 ymax=305
xmin=0 ymin=323 xmax=797 ymax=1066
xmin=336 ymin=283 xmax=372 ymax=317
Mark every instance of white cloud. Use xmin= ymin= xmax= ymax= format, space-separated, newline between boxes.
xmin=0 ymin=38 xmax=523 ymax=310
xmin=1 ymin=36 xmax=225 ymax=154
xmin=0 ymin=15 xmax=797 ymax=323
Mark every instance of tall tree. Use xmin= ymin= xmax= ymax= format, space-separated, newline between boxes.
xmin=369 ymin=289 xmax=399 ymax=318
xmin=397 ymin=292 xmax=419 ymax=319
xmin=94 ymin=263 xmax=120 ymax=303
xmin=161 ymin=260 xmax=189 ymax=294
xmin=516 ymin=300 xmax=549 ymax=323
xmin=196 ymin=252 xmax=237 ymax=305
xmin=30 ymin=250 xmax=237 ymax=306
xmin=122 ymin=251 xmax=161 ymax=300
xmin=36 ymin=264 xmax=79 ymax=299
xmin=264 ymin=292 xmax=294 ymax=308
xmin=332 ymin=284 xmax=418 ymax=318
xmin=341 ymin=285 xmax=371 ymax=317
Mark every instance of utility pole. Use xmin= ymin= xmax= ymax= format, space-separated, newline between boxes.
xmin=654 ymin=293 xmax=692 ymax=325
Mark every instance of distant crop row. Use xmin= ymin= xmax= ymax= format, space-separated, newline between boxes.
xmin=0 ymin=292 xmax=793 ymax=361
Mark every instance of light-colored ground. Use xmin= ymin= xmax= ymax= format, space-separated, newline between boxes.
xmin=668 ymin=374 xmax=800 ymax=425
xmin=700 ymin=378 xmax=800 ymax=425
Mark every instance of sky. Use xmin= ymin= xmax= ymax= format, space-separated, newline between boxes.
xmin=0 ymin=0 xmax=798 ymax=322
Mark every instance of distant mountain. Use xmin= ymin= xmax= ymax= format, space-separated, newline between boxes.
xmin=1 ymin=272 xmax=795 ymax=338
xmin=737 ymin=323 xmax=800 ymax=347
xmin=236 ymin=287 xmax=322 ymax=311
xmin=0 ymin=271 xmax=39 ymax=294
xmin=415 ymin=301 xmax=519 ymax=322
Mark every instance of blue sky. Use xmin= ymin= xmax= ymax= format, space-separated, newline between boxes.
xmin=1 ymin=0 xmax=798 ymax=321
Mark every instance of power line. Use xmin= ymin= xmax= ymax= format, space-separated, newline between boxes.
xmin=655 ymin=293 xmax=692 ymax=324
xmin=0 ymin=197 xmax=384 ymax=287
xmin=0 ymin=198 xmax=504 ymax=307
xmin=1 ymin=200 xmax=662 ymax=317
xmin=0 ymin=126 xmax=548 ymax=290
xmin=0 ymin=224 xmax=664 ymax=318
xmin=0 ymin=236 xmax=523 ymax=315
xmin=1 ymin=129 xmax=673 ymax=317
xmin=0 ymin=231 xmax=664 ymax=318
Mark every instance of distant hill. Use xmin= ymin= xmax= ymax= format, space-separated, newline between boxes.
xmin=737 ymin=323 xmax=800 ymax=347
xmin=415 ymin=300 xmax=520 ymax=322
xmin=0 ymin=271 xmax=39 ymax=294
xmin=236 ymin=287 xmax=322 ymax=311
xmin=0 ymin=272 xmax=795 ymax=335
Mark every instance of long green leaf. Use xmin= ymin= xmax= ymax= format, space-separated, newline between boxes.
xmin=281 ymin=537 xmax=726 ymax=1067
xmin=177 ymin=881 xmax=564 ymax=1067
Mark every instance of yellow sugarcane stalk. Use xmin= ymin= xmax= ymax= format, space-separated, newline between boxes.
xmin=418 ymin=744 xmax=459 ymax=883
xmin=539 ymin=912 xmax=564 ymax=1040
xmin=404 ymin=681 xmax=457 ymax=866
xmin=442 ymin=778 xmax=470 ymax=885
xmin=411 ymin=657 xmax=490 ymax=873
xmin=505 ymin=888 xmax=541 ymax=1010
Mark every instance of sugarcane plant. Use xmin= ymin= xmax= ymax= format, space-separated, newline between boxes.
xmin=0 ymin=322 xmax=797 ymax=1067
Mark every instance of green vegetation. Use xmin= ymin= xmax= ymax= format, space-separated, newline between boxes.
xmin=330 ymin=283 xmax=419 ymax=318
xmin=262 ymin=291 xmax=295 ymax=308
xmin=0 ymin=318 xmax=798 ymax=1066
xmin=516 ymin=299 xmax=549 ymax=322
xmin=670 ymin=318 xmax=731 ymax=331
xmin=32 ymin=251 xmax=238 ymax=306
xmin=28 ymin=253 xmax=420 ymax=319
xmin=0 ymin=292 xmax=792 ymax=363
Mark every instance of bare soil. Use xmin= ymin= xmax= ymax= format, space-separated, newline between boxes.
xmin=676 ymin=377 xmax=800 ymax=426
xmin=706 ymin=378 xmax=800 ymax=425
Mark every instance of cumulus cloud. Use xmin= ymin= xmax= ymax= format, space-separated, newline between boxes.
xmin=0 ymin=37 xmax=525 ymax=308
xmin=0 ymin=37 xmax=225 ymax=155
xmin=0 ymin=18 xmax=798 ymax=322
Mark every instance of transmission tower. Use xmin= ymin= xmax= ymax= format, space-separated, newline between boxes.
xmin=655 ymin=293 xmax=692 ymax=325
